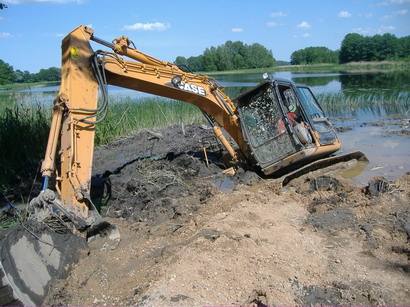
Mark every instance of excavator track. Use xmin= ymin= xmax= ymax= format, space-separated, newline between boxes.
xmin=282 ymin=151 xmax=368 ymax=186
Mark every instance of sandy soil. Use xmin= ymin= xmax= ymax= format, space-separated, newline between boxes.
xmin=44 ymin=124 xmax=410 ymax=306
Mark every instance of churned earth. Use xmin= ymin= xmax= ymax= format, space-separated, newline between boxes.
xmin=43 ymin=123 xmax=410 ymax=306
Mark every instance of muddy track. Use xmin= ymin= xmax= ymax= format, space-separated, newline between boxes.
xmin=42 ymin=124 xmax=409 ymax=306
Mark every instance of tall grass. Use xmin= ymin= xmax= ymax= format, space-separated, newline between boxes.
xmin=96 ymin=97 xmax=204 ymax=145
xmin=317 ymin=92 xmax=410 ymax=117
xmin=0 ymin=95 xmax=50 ymax=194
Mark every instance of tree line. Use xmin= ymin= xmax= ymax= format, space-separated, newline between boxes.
xmin=0 ymin=59 xmax=60 ymax=85
xmin=290 ymin=47 xmax=339 ymax=65
xmin=1 ymin=32 xmax=409 ymax=84
xmin=176 ymin=33 xmax=410 ymax=70
xmin=339 ymin=33 xmax=410 ymax=63
xmin=291 ymin=33 xmax=409 ymax=65
xmin=175 ymin=41 xmax=276 ymax=72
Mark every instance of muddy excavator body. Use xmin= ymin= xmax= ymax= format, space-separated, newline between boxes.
xmin=0 ymin=25 xmax=367 ymax=305
xmin=236 ymin=79 xmax=342 ymax=176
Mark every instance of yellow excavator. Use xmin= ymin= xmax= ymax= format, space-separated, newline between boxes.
xmin=30 ymin=25 xmax=352 ymax=229
xmin=0 ymin=25 xmax=366 ymax=305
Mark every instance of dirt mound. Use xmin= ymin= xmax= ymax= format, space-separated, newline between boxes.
xmin=42 ymin=124 xmax=410 ymax=306
xmin=45 ymin=168 xmax=410 ymax=306
xmin=102 ymin=153 xmax=219 ymax=223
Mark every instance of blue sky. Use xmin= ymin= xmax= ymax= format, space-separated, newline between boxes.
xmin=0 ymin=0 xmax=409 ymax=72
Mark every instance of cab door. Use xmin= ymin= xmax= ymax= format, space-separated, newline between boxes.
xmin=236 ymin=82 xmax=299 ymax=169
xmin=295 ymin=86 xmax=338 ymax=145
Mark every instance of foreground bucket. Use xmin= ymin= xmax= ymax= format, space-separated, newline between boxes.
xmin=0 ymin=223 xmax=86 ymax=305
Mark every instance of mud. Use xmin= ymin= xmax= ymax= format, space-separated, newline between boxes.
xmin=42 ymin=124 xmax=409 ymax=306
xmin=91 ymin=124 xmax=260 ymax=226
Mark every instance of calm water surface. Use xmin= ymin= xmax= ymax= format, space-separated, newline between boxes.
xmin=4 ymin=70 xmax=410 ymax=106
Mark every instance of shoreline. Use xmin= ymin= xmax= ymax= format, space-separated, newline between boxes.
xmin=202 ymin=60 xmax=410 ymax=75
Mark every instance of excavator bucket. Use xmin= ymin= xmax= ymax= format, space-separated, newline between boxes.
xmin=0 ymin=202 xmax=119 ymax=305
xmin=0 ymin=222 xmax=87 ymax=305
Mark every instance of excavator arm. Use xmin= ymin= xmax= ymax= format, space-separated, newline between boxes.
xmin=35 ymin=25 xmax=251 ymax=227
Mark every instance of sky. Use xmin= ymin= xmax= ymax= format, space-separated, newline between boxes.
xmin=0 ymin=0 xmax=409 ymax=72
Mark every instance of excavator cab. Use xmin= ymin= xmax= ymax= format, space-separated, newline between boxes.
xmin=236 ymin=78 xmax=341 ymax=176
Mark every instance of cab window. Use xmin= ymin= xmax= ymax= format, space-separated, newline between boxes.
xmin=297 ymin=86 xmax=325 ymax=119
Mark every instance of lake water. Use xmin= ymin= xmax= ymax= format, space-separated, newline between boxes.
xmin=3 ymin=70 xmax=410 ymax=110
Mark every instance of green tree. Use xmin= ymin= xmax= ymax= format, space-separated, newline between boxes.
xmin=397 ymin=36 xmax=410 ymax=59
xmin=291 ymin=47 xmax=338 ymax=65
xmin=187 ymin=56 xmax=204 ymax=71
xmin=35 ymin=67 xmax=60 ymax=82
xmin=174 ymin=56 xmax=188 ymax=67
xmin=174 ymin=41 xmax=275 ymax=72
xmin=0 ymin=59 xmax=15 ymax=85
xmin=340 ymin=33 xmax=365 ymax=63
xmin=339 ymin=32 xmax=404 ymax=63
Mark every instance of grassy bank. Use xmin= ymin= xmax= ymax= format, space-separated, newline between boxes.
xmin=0 ymin=81 xmax=59 ymax=91
xmin=205 ymin=61 xmax=410 ymax=75
xmin=317 ymin=92 xmax=410 ymax=117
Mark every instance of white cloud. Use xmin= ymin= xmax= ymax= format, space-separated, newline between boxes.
xmin=297 ymin=21 xmax=311 ymax=29
xmin=0 ymin=32 xmax=12 ymax=38
xmin=55 ymin=33 xmax=64 ymax=38
xmin=266 ymin=21 xmax=279 ymax=27
xmin=338 ymin=10 xmax=352 ymax=18
xmin=358 ymin=12 xmax=373 ymax=18
xmin=123 ymin=22 xmax=170 ymax=31
xmin=395 ymin=8 xmax=408 ymax=15
xmin=352 ymin=25 xmax=396 ymax=35
xmin=352 ymin=27 xmax=371 ymax=35
xmin=231 ymin=27 xmax=243 ymax=32
xmin=270 ymin=11 xmax=287 ymax=17
xmin=377 ymin=0 xmax=410 ymax=5
xmin=4 ymin=0 xmax=83 ymax=4
xmin=382 ymin=9 xmax=407 ymax=19
xmin=292 ymin=33 xmax=311 ymax=39
xmin=382 ymin=14 xmax=393 ymax=19
xmin=378 ymin=25 xmax=396 ymax=33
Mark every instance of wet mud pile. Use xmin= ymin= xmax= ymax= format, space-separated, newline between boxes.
xmin=91 ymin=124 xmax=259 ymax=226
xmin=100 ymin=154 xmax=219 ymax=223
